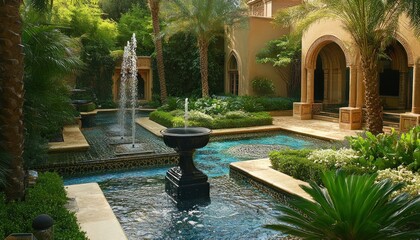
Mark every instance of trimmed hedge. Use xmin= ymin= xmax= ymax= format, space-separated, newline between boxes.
xmin=0 ymin=172 xmax=87 ymax=239
xmin=149 ymin=110 xmax=272 ymax=129
xmin=269 ymin=149 xmax=371 ymax=185
xmin=78 ymin=102 xmax=96 ymax=112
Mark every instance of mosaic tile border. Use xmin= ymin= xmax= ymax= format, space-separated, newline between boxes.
xmin=229 ymin=167 xmax=298 ymax=208
xmin=36 ymin=153 xmax=179 ymax=175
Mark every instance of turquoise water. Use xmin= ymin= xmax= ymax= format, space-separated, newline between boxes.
xmin=63 ymin=113 xmax=330 ymax=239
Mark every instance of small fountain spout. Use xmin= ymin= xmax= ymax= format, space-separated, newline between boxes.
xmin=184 ymin=98 xmax=189 ymax=128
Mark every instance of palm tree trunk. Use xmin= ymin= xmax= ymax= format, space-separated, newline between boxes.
xmin=360 ymin=49 xmax=383 ymax=135
xmin=198 ymin=37 xmax=210 ymax=98
xmin=148 ymin=0 xmax=167 ymax=103
xmin=0 ymin=0 xmax=26 ymax=201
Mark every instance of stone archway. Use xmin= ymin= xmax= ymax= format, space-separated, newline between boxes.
xmin=112 ymin=56 xmax=153 ymax=103
xmin=379 ymin=41 xmax=411 ymax=110
xmin=314 ymin=42 xmax=349 ymax=108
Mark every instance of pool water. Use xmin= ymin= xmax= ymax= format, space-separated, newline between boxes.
xmin=63 ymin=112 xmax=332 ymax=239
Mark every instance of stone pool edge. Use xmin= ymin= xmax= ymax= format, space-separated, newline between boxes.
xmin=229 ymin=158 xmax=313 ymax=203
xmin=66 ymin=183 xmax=128 ymax=240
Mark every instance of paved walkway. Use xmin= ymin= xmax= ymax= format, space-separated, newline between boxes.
xmin=48 ymin=125 xmax=89 ymax=152
xmin=137 ymin=116 xmax=360 ymax=141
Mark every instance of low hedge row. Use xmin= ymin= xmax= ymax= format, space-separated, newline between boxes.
xmin=149 ymin=110 xmax=272 ymax=129
xmin=269 ymin=149 xmax=371 ymax=185
xmin=0 ymin=172 xmax=87 ymax=239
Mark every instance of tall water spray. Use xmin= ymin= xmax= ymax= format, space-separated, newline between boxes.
xmin=184 ymin=98 xmax=189 ymax=128
xmin=117 ymin=44 xmax=130 ymax=139
xmin=128 ymin=34 xmax=138 ymax=148
xmin=118 ymin=33 xmax=138 ymax=148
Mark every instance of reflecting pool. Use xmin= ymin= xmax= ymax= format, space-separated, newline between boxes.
xmin=64 ymin=112 xmax=333 ymax=239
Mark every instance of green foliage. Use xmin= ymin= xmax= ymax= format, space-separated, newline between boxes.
xmin=117 ymin=5 xmax=154 ymax=55
xmin=256 ymin=35 xmax=301 ymax=98
xmin=251 ymin=77 xmax=275 ymax=96
xmin=256 ymin=36 xmax=300 ymax=67
xmin=267 ymin=171 xmax=420 ymax=239
xmin=78 ymin=102 xmax=97 ymax=112
xmin=269 ymin=149 xmax=325 ymax=184
xmin=52 ymin=0 xmax=118 ymax=103
xmin=99 ymin=0 xmax=146 ymax=21
xmin=22 ymin=16 xmax=82 ymax=167
xmin=150 ymin=110 xmax=176 ymax=127
xmin=377 ymin=166 xmax=420 ymax=198
xmin=150 ymin=110 xmax=272 ymax=129
xmin=347 ymin=126 xmax=420 ymax=171
xmin=0 ymin=172 xmax=87 ymax=239
xmin=269 ymin=148 xmax=370 ymax=185
xmin=154 ymin=34 xmax=225 ymax=97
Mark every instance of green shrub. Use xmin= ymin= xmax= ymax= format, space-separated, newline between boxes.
xmin=77 ymin=102 xmax=96 ymax=112
xmin=269 ymin=148 xmax=371 ymax=185
xmin=347 ymin=126 xmax=420 ymax=171
xmin=224 ymin=110 xmax=249 ymax=119
xmin=149 ymin=110 xmax=272 ymax=129
xmin=269 ymin=149 xmax=327 ymax=184
xmin=255 ymin=97 xmax=293 ymax=111
xmin=0 ymin=172 xmax=87 ymax=239
xmin=149 ymin=110 xmax=175 ymax=127
xmin=211 ymin=112 xmax=272 ymax=129
xmin=251 ymin=76 xmax=275 ymax=96
xmin=377 ymin=166 xmax=420 ymax=197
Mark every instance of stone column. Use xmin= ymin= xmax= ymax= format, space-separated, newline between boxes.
xmin=349 ymin=65 xmax=357 ymax=107
xmin=301 ymin=66 xmax=307 ymax=102
xmin=307 ymin=68 xmax=315 ymax=104
xmin=412 ymin=64 xmax=420 ymax=114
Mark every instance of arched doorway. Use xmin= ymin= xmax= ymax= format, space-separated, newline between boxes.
xmin=314 ymin=42 xmax=349 ymax=110
xmin=228 ymin=55 xmax=239 ymax=95
xmin=379 ymin=41 xmax=411 ymax=110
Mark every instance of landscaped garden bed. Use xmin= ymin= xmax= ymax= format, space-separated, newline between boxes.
xmin=149 ymin=96 xmax=294 ymax=129
xmin=269 ymin=126 xmax=420 ymax=196
xmin=0 ymin=173 xmax=87 ymax=239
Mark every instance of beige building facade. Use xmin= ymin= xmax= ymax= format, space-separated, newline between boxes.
xmin=227 ymin=0 xmax=420 ymax=131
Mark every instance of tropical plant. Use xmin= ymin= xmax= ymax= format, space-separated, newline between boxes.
xmin=148 ymin=0 xmax=168 ymax=103
xmin=163 ymin=0 xmax=245 ymax=97
xmin=117 ymin=5 xmax=154 ymax=55
xmin=256 ymin=36 xmax=301 ymax=97
xmin=267 ymin=171 xmax=420 ymax=239
xmin=347 ymin=126 xmax=420 ymax=171
xmin=275 ymin=0 xmax=420 ymax=135
xmin=22 ymin=12 xmax=82 ymax=168
xmin=0 ymin=0 xmax=27 ymax=201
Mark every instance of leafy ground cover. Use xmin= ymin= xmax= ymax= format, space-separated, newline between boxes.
xmin=149 ymin=96 xmax=294 ymax=129
xmin=0 ymin=172 xmax=87 ymax=239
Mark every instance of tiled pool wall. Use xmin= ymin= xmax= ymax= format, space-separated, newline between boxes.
xmin=37 ymin=153 xmax=179 ymax=176
xmin=230 ymin=167 xmax=297 ymax=209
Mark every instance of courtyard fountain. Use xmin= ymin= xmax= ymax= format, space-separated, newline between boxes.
xmin=161 ymin=98 xmax=212 ymax=206
xmin=109 ymin=34 xmax=154 ymax=155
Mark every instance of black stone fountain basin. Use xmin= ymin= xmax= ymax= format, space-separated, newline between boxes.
xmin=160 ymin=127 xmax=212 ymax=205
xmin=161 ymin=127 xmax=211 ymax=150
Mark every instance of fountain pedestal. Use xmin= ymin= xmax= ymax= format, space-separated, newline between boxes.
xmin=161 ymin=127 xmax=211 ymax=203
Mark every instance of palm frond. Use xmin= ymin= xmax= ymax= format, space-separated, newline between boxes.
xmin=267 ymin=171 xmax=420 ymax=239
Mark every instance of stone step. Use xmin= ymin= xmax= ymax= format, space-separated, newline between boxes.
xmin=318 ymin=111 xmax=340 ymax=118
xmin=313 ymin=114 xmax=339 ymax=123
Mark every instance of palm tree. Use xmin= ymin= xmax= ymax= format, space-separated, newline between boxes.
xmin=0 ymin=0 xmax=26 ymax=201
xmin=163 ymin=0 xmax=245 ymax=97
xmin=148 ymin=0 xmax=168 ymax=103
xmin=267 ymin=171 xmax=420 ymax=239
xmin=275 ymin=0 xmax=420 ymax=135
